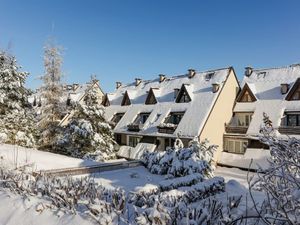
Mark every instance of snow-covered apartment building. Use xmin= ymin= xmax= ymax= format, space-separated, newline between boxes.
xmin=30 ymin=79 xmax=104 ymax=126
xmin=220 ymin=64 xmax=300 ymax=168
xmin=103 ymin=67 xmax=240 ymax=160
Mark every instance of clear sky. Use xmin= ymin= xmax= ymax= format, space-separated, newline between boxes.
xmin=1 ymin=0 xmax=300 ymax=93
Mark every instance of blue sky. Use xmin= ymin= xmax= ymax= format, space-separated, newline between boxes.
xmin=1 ymin=0 xmax=300 ymax=92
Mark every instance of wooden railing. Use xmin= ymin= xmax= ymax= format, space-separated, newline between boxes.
xmin=127 ymin=123 xmax=142 ymax=132
xmin=157 ymin=125 xmax=177 ymax=134
xmin=225 ymin=124 xmax=248 ymax=134
xmin=278 ymin=126 xmax=300 ymax=135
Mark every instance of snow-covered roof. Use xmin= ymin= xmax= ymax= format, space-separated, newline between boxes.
xmin=29 ymin=81 xmax=103 ymax=107
xmin=234 ymin=64 xmax=300 ymax=136
xmin=104 ymin=67 xmax=232 ymax=138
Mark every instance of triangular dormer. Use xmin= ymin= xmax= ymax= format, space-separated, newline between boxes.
xmin=175 ymin=84 xmax=192 ymax=103
xmin=102 ymin=94 xmax=110 ymax=107
xmin=121 ymin=91 xmax=131 ymax=106
xmin=286 ymin=78 xmax=300 ymax=101
xmin=236 ymin=83 xmax=257 ymax=102
xmin=145 ymin=88 xmax=158 ymax=105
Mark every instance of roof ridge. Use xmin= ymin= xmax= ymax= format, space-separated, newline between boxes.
xmin=253 ymin=63 xmax=300 ymax=72
xmin=118 ymin=67 xmax=231 ymax=87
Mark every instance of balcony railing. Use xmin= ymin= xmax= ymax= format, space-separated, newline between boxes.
xmin=157 ymin=123 xmax=177 ymax=134
xmin=225 ymin=123 xmax=248 ymax=134
xmin=127 ymin=123 xmax=143 ymax=132
xmin=278 ymin=126 xmax=300 ymax=135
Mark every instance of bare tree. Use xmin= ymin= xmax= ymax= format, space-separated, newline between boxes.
xmin=38 ymin=39 xmax=64 ymax=150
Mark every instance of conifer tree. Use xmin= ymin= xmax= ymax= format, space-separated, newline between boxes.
xmin=38 ymin=41 xmax=64 ymax=149
xmin=56 ymin=79 xmax=116 ymax=161
xmin=0 ymin=51 xmax=36 ymax=147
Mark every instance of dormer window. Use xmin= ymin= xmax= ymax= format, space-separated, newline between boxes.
xmin=134 ymin=113 xmax=151 ymax=124
xmin=286 ymin=78 xmax=300 ymax=101
xmin=145 ymin=88 xmax=158 ymax=105
xmin=111 ymin=113 xmax=125 ymax=125
xmin=165 ymin=112 xmax=185 ymax=125
xmin=102 ymin=95 xmax=110 ymax=107
xmin=175 ymin=85 xmax=192 ymax=103
xmin=121 ymin=91 xmax=131 ymax=106
xmin=236 ymin=83 xmax=257 ymax=102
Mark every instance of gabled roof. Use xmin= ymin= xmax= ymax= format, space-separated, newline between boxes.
xmin=236 ymin=83 xmax=257 ymax=102
xmin=145 ymin=88 xmax=158 ymax=105
xmin=285 ymin=77 xmax=300 ymax=101
xmin=121 ymin=91 xmax=131 ymax=106
xmin=175 ymin=84 xmax=193 ymax=103
xmin=104 ymin=67 xmax=234 ymax=138
xmin=102 ymin=94 xmax=110 ymax=107
xmin=233 ymin=63 xmax=300 ymax=136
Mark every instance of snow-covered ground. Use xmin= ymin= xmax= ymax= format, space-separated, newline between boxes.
xmin=0 ymin=190 xmax=94 ymax=225
xmin=215 ymin=166 xmax=254 ymax=187
xmin=0 ymin=144 xmax=263 ymax=225
xmin=0 ymin=144 xmax=123 ymax=171
xmin=83 ymin=166 xmax=165 ymax=193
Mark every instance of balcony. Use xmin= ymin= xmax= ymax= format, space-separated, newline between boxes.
xmin=127 ymin=123 xmax=143 ymax=132
xmin=157 ymin=123 xmax=177 ymax=134
xmin=278 ymin=126 xmax=300 ymax=135
xmin=225 ymin=123 xmax=248 ymax=134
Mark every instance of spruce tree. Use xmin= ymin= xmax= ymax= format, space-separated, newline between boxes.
xmin=0 ymin=51 xmax=36 ymax=147
xmin=38 ymin=41 xmax=64 ymax=150
xmin=56 ymin=79 xmax=116 ymax=161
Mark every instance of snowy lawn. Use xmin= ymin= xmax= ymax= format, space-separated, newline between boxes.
xmin=215 ymin=165 xmax=255 ymax=187
xmin=80 ymin=165 xmax=254 ymax=193
xmin=0 ymin=190 xmax=94 ymax=225
xmin=81 ymin=166 xmax=165 ymax=193
xmin=0 ymin=144 xmax=124 ymax=171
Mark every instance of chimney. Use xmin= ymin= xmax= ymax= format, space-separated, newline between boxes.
xmin=159 ymin=74 xmax=166 ymax=82
xmin=245 ymin=66 xmax=253 ymax=77
xmin=174 ymin=88 xmax=180 ymax=99
xmin=281 ymin=83 xmax=289 ymax=94
xmin=212 ymin=83 xmax=220 ymax=93
xmin=135 ymin=78 xmax=142 ymax=86
xmin=72 ymin=83 xmax=79 ymax=91
xmin=116 ymin=82 xmax=122 ymax=89
xmin=188 ymin=69 xmax=196 ymax=78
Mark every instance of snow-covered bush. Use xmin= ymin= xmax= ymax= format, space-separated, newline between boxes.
xmin=248 ymin=113 xmax=300 ymax=225
xmin=56 ymin=80 xmax=116 ymax=161
xmin=134 ymin=191 xmax=242 ymax=225
xmin=158 ymin=173 xmax=203 ymax=191
xmin=0 ymin=166 xmax=126 ymax=224
xmin=0 ymin=51 xmax=36 ymax=147
xmin=142 ymin=138 xmax=217 ymax=178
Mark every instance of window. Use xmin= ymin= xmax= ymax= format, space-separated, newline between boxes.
xmin=286 ymin=78 xmax=300 ymax=101
xmin=237 ymin=84 xmax=256 ymax=102
xmin=292 ymin=91 xmax=300 ymax=100
xmin=128 ymin=136 xmax=141 ymax=147
xmin=175 ymin=86 xmax=191 ymax=103
xmin=165 ymin=112 xmax=185 ymax=125
xmin=236 ymin=113 xmax=253 ymax=126
xmin=178 ymin=92 xmax=191 ymax=103
xmin=241 ymin=92 xmax=252 ymax=102
xmin=145 ymin=88 xmax=158 ymax=105
xmin=134 ymin=113 xmax=151 ymax=124
xmin=286 ymin=114 xmax=300 ymax=126
xmin=112 ymin=113 xmax=125 ymax=124
xmin=224 ymin=139 xmax=248 ymax=154
xmin=121 ymin=92 xmax=131 ymax=106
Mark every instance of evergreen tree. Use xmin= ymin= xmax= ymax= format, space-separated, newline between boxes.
xmin=38 ymin=41 xmax=64 ymax=149
xmin=0 ymin=51 xmax=36 ymax=147
xmin=56 ymin=79 xmax=116 ymax=161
